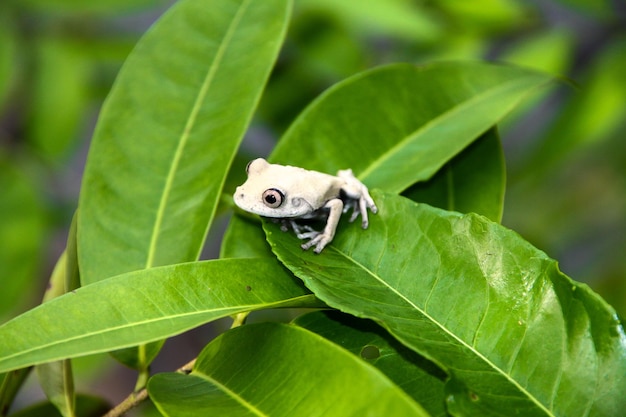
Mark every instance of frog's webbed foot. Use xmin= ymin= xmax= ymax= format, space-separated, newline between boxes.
xmin=337 ymin=169 xmax=378 ymax=229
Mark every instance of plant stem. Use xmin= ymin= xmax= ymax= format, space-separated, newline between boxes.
xmin=102 ymin=313 xmax=250 ymax=416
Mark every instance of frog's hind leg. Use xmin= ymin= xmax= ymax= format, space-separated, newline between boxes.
xmin=337 ymin=169 xmax=378 ymax=229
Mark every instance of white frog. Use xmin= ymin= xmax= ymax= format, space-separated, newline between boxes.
xmin=233 ymin=158 xmax=377 ymax=253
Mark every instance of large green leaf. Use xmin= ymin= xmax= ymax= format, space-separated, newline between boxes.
xmin=148 ymin=322 xmax=429 ymax=417
xmin=265 ymin=191 xmax=626 ymax=416
xmin=224 ymin=62 xmax=540 ymax=257
xmin=293 ymin=311 xmax=448 ymax=417
xmin=0 ymin=258 xmax=318 ymax=373
xmin=403 ymin=128 xmax=505 ymax=222
xmin=77 ymin=0 xmax=291 ymax=284
xmin=269 ymin=61 xmax=552 ymax=193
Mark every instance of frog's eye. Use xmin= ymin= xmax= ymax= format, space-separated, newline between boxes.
xmin=262 ymin=188 xmax=284 ymax=208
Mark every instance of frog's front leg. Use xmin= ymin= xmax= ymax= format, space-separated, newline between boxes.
xmin=301 ymin=198 xmax=343 ymax=253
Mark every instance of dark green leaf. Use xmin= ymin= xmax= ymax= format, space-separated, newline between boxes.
xmin=220 ymin=214 xmax=273 ymax=259
xmin=0 ymin=368 xmax=31 ymax=416
xmin=294 ymin=311 xmax=448 ymax=417
xmin=0 ymin=258 xmax=318 ymax=373
xmin=265 ymin=191 xmax=626 ymax=416
xmin=77 ymin=0 xmax=292 ymax=283
xmin=149 ymin=323 xmax=429 ymax=416
xmin=403 ymin=128 xmax=505 ymax=222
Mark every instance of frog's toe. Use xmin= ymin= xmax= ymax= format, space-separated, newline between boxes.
xmin=301 ymin=234 xmax=331 ymax=253
xmin=296 ymin=231 xmax=320 ymax=240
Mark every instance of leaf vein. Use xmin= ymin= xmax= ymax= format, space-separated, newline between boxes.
xmin=330 ymin=245 xmax=555 ymax=417
xmin=145 ymin=0 xmax=252 ymax=267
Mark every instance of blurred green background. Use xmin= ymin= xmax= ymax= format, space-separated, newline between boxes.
xmin=0 ymin=0 xmax=624 ymax=411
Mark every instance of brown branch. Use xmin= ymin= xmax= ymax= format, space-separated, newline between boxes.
xmin=102 ymin=313 xmax=247 ymax=416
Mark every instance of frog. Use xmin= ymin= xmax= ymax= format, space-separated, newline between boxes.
xmin=233 ymin=158 xmax=377 ymax=253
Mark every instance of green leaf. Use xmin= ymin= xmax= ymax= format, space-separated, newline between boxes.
xmin=0 ymin=10 xmax=18 ymax=111
xmin=36 ymin=253 xmax=76 ymax=417
xmin=298 ymin=0 xmax=442 ymax=42
xmin=148 ymin=322 xmax=429 ymax=417
xmin=7 ymin=394 xmax=109 ymax=417
xmin=530 ymin=37 xmax=626 ymax=172
xmin=0 ymin=154 xmax=47 ymax=322
xmin=77 ymin=0 xmax=292 ymax=284
xmin=265 ymin=191 xmax=626 ymax=416
xmin=499 ymin=29 xmax=573 ymax=75
xmin=293 ymin=311 xmax=448 ymax=417
xmin=0 ymin=368 xmax=31 ymax=416
xmin=270 ymin=61 xmax=552 ymax=194
xmin=220 ymin=214 xmax=273 ymax=259
xmin=0 ymin=258 xmax=319 ymax=373
xmin=403 ymin=128 xmax=505 ymax=222
xmin=27 ymin=37 xmax=91 ymax=160
xmin=17 ymin=0 xmax=166 ymax=14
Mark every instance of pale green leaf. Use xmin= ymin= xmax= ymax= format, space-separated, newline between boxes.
xmin=265 ymin=191 xmax=626 ymax=416
xmin=149 ymin=323 xmax=429 ymax=417
xmin=0 ymin=258 xmax=319 ymax=373
xmin=270 ymin=61 xmax=552 ymax=193
xmin=77 ymin=0 xmax=292 ymax=283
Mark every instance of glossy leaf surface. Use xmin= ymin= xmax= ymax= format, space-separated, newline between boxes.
xmin=265 ymin=191 xmax=626 ymax=416
xmin=149 ymin=323 xmax=429 ymax=417
xmin=294 ymin=311 xmax=448 ymax=417
xmin=0 ymin=259 xmax=317 ymax=373
xmin=77 ymin=0 xmax=291 ymax=283
xmin=270 ymin=61 xmax=551 ymax=193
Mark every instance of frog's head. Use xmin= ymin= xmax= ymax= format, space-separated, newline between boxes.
xmin=233 ymin=158 xmax=315 ymax=218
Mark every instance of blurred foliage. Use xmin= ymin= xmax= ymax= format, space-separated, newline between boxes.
xmin=0 ymin=0 xmax=624 ymax=412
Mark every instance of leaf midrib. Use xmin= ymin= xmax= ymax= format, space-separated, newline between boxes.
xmin=0 ymin=294 xmax=314 ymax=371
xmin=192 ymin=371 xmax=268 ymax=417
xmin=357 ymin=75 xmax=544 ymax=183
xmin=329 ymin=245 xmax=555 ymax=417
xmin=146 ymin=0 xmax=252 ymax=268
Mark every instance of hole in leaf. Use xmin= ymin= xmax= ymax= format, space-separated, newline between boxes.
xmin=360 ymin=345 xmax=380 ymax=360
